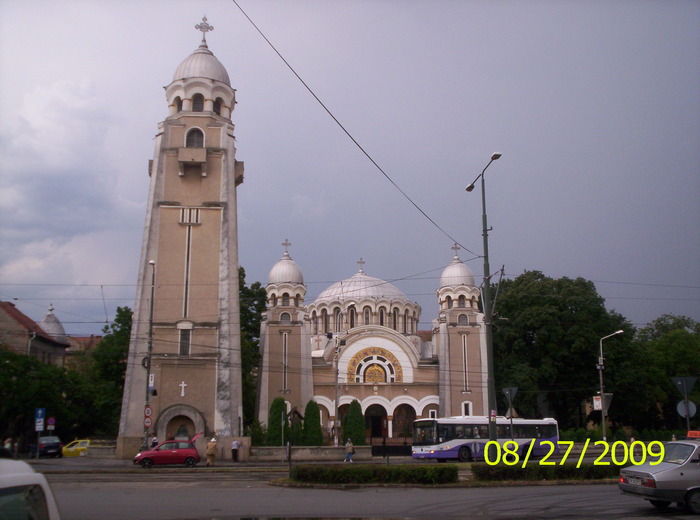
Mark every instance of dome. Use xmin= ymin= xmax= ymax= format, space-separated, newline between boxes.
xmin=268 ymin=251 xmax=304 ymax=285
xmin=173 ymin=41 xmax=231 ymax=86
xmin=315 ymin=269 xmax=407 ymax=304
xmin=440 ymin=254 xmax=476 ymax=287
xmin=38 ymin=305 xmax=70 ymax=345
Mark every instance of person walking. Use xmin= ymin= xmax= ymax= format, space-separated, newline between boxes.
xmin=231 ymin=439 xmax=240 ymax=462
xmin=150 ymin=435 xmax=158 ymax=448
xmin=206 ymin=437 xmax=217 ymax=467
xmin=344 ymin=438 xmax=354 ymax=462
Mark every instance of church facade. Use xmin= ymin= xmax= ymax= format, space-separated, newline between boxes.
xmin=117 ymin=19 xmax=244 ymax=457
xmin=257 ymin=245 xmax=488 ymax=441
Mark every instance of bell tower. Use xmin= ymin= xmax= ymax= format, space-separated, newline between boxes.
xmin=117 ymin=18 xmax=244 ymax=457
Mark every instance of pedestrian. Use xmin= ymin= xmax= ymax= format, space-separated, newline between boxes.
xmin=206 ymin=437 xmax=217 ymax=467
xmin=3 ymin=438 xmax=11 ymax=451
xmin=231 ymin=439 xmax=240 ymax=462
xmin=344 ymin=438 xmax=354 ymax=462
xmin=150 ymin=435 xmax=158 ymax=448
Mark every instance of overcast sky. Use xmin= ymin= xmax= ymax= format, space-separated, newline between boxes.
xmin=1 ymin=0 xmax=698 ymax=337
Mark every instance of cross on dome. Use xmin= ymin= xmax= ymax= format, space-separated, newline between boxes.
xmin=195 ymin=16 xmax=214 ymax=44
xmin=357 ymin=257 xmax=366 ymax=273
xmin=282 ymin=239 xmax=292 ymax=253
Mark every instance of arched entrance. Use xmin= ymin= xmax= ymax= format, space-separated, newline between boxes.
xmin=392 ymin=404 xmax=416 ymax=439
xmin=166 ymin=415 xmax=195 ymax=440
xmin=365 ymin=404 xmax=388 ymax=438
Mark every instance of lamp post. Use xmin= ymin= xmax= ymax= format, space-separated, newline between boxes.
xmin=466 ymin=153 xmax=501 ymax=442
xmin=142 ymin=260 xmax=156 ymax=450
xmin=598 ymin=329 xmax=623 ymax=441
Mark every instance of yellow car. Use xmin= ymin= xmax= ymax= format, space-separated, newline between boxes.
xmin=62 ymin=439 xmax=90 ymax=457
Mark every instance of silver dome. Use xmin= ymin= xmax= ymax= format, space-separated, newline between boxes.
xmin=268 ymin=251 xmax=304 ymax=285
xmin=173 ymin=42 xmax=231 ymax=86
xmin=38 ymin=305 xmax=70 ymax=345
xmin=439 ymin=255 xmax=476 ymax=287
xmin=315 ymin=270 xmax=407 ymax=303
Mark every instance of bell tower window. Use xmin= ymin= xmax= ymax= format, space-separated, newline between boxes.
xmin=192 ymin=94 xmax=205 ymax=112
xmin=186 ymin=129 xmax=204 ymax=148
xmin=213 ymin=98 xmax=223 ymax=115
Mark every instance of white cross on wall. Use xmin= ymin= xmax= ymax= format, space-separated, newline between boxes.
xmin=179 ymin=381 xmax=187 ymax=397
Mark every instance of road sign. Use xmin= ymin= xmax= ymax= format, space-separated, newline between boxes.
xmin=35 ymin=408 xmax=46 ymax=432
xmin=47 ymin=417 xmax=56 ymax=431
xmin=144 ymin=406 xmax=153 ymax=418
xmin=677 ymin=400 xmax=697 ymax=418
xmin=144 ymin=417 xmax=152 ymax=428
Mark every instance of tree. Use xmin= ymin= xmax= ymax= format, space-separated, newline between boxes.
xmin=490 ymin=271 xmax=632 ymax=429
xmin=342 ymin=399 xmax=365 ymax=445
xmin=301 ymin=400 xmax=324 ymax=446
xmin=239 ymin=267 xmax=267 ymax=431
xmin=266 ymin=397 xmax=288 ymax=446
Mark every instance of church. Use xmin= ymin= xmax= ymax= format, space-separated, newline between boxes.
xmin=116 ymin=18 xmax=488 ymax=457
xmin=257 ymin=243 xmax=489 ymax=442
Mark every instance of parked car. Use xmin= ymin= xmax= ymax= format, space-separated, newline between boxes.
xmin=38 ymin=436 xmax=63 ymax=458
xmin=62 ymin=439 xmax=90 ymax=457
xmin=133 ymin=434 xmax=201 ymax=468
xmin=619 ymin=440 xmax=700 ymax=514
xmin=0 ymin=459 xmax=62 ymax=519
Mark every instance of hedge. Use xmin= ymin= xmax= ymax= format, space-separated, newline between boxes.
xmin=290 ymin=464 xmax=458 ymax=485
xmin=471 ymin=462 xmax=625 ymax=481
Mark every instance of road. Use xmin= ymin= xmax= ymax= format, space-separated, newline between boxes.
xmin=33 ymin=458 xmax=697 ymax=520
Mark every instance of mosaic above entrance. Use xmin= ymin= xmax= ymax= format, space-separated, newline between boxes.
xmin=347 ymin=346 xmax=403 ymax=383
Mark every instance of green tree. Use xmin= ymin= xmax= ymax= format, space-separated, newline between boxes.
xmin=239 ymin=267 xmax=267 ymax=431
xmin=266 ymin=397 xmax=288 ymax=446
xmin=301 ymin=400 xmax=324 ymax=446
xmin=491 ymin=271 xmax=632 ymax=429
xmin=342 ymin=399 xmax=365 ymax=445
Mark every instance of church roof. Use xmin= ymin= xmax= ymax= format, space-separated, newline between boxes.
xmin=268 ymin=251 xmax=304 ymax=285
xmin=173 ymin=36 xmax=230 ymax=86
xmin=439 ymin=253 xmax=476 ymax=287
xmin=38 ymin=305 xmax=70 ymax=345
xmin=315 ymin=268 xmax=407 ymax=304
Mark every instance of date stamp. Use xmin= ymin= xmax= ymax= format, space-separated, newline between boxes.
xmin=483 ymin=439 xmax=665 ymax=468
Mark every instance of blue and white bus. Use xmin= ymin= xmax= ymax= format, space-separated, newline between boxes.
xmin=412 ymin=415 xmax=559 ymax=462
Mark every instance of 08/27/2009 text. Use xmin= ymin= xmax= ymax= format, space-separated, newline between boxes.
xmin=484 ymin=439 xmax=664 ymax=468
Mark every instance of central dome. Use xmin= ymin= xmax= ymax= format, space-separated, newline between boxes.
xmin=173 ymin=41 xmax=231 ymax=86
xmin=315 ymin=270 xmax=407 ymax=303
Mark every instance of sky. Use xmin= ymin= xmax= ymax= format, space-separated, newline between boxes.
xmin=1 ymin=0 xmax=698 ymax=338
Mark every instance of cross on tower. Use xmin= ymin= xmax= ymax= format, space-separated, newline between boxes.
xmin=195 ymin=16 xmax=214 ymax=44
xmin=282 ymin=239 xmax=292 ymax=253
xmin=357 ymin=257 xmax=366 ymax=273
xmin=452 ymin=243 xmax=461 ymax=256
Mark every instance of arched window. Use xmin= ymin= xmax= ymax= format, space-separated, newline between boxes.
xmin=270 ymin=294 xmax=277 ymax=307
xmin=282 ymin=293 xmax=290 ymax=306
xmin=186 ymin=128 xmax=204 ymax=148
xmin=363 ymin=307 xmax=371 ymax=325
xmin=175 ymin=97 xmax=183 ymax=112
xmin=458 ymin=295 xmax=466 ymax=308
xmin=213 ymin=97 xmax=223 ymax=115
xmin=446 ymin=296 xmax=453 ymax=309
xmin=192 ymin=93 xmax=205 ymax=112
xmin=280 ymin=312 xmax=291 ymax=323
xmin=379 ymin=308 xmax=386 ymax=327
xmin=312 ymin=311 xmax=318 ymax=334
xmin=458 ymin=314 xmax=468 ymax=326
xmin=322 ymin=309 xmax=329 ymax=333
xmin=403 ymin=310 xmax=409 ymax=334
xmin=392 ymin=309 xmax=399 ymax=330
xmin=334 ymin=307 xmax=342 ymax=332
xmin=349 ymin=307 xmax=356 ymax=329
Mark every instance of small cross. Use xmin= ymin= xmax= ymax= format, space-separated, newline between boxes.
xmin=179 ymin=381 xmax=188 ymax=397
xmin=282 ymin=239 xmax=292 ymax=253
xmin=357 ymin=257 xmax=366 ymax=273
xmin=452 ymin=243 xmax=461 ymax=255
xmin=195 ymin=16 xmax=214 ymax=44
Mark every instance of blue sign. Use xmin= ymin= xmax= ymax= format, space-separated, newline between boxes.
xmin=35 ymin=408 xmax=46 ymax=432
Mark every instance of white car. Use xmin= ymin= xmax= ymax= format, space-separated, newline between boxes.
xmin=0 ymin=459 xmax=62 ymax=520
xmin=619 ymin=440 xmax=700 ymax=514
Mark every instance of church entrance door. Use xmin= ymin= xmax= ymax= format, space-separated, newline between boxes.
xmin=365 ymin=404 xmax=387 ymax=438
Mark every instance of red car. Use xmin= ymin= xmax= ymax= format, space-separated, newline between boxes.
xmin=133 ymin=434 xmax=202 ymax=468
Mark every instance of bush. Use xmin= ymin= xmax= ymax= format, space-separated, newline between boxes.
xmin=290 ymin=464 xmax=458 ymax=485
xmin=471 ymin=462 xmax=624 ymax=481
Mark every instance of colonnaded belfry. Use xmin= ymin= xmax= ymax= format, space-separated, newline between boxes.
xmin=117 ymin=17 xmax=244 ymax=458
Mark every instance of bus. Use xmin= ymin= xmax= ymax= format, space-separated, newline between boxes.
xmin=412 ymin=416 xmax=559 ymax=462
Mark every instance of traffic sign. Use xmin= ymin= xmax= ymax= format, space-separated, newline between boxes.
xmin=144 ymin=406 xmax=153 ymax=418
xmin=47 ymin=417 xmax=56 ymax=431
xmin=677 ymin=400 xmax=697 ymax=418
xmin=35 ymin=408 xmax=46 ymax=432
xmin=144 ymin=417 xmax=152 ymax=428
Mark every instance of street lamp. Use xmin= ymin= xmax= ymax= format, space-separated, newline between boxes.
xmin=598 ymin=329 xmax=624 ymax=441
xmin=142 ymin=260 xmax=156 ymax=450
xmin=466 ymin=152 xmax=502 ymax=442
